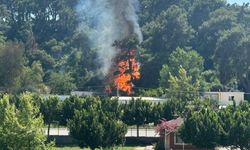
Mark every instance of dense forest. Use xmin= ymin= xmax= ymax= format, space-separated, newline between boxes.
xmin=0 ymin=0 xmax=250 ymax=96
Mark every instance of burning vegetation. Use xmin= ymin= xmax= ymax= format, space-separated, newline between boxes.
xmin=105 ymin=39 xmax=141 ymax=95
xmin=79 ymin=0 xmax=143 ymax=95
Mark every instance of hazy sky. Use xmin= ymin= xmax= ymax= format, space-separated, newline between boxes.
xmin=228 ymin=0 xmax=250 ymax=5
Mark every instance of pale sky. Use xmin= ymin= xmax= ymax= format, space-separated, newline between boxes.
xmin=228 ymin=0 xmax=250 ymax=5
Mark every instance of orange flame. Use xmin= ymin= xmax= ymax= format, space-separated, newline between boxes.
xmin=106 ymin=49 xmax=140 ymax=95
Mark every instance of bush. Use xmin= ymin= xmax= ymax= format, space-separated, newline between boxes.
xmin=0 ymin=93 xmax=53 ymax=149
xmin=68 ymin=97 xmax=127 ymax=150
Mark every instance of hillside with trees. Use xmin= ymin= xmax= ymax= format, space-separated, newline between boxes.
xmin=1 ymin=1 xmax=250 ymax=149
xmin=0 ymin=0 xmax=250 ymax=97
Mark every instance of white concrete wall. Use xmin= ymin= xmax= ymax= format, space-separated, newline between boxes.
xmin=219 ymin=92 xmax=244 ymax=106
xmin=114 ymin=96 xmax=167 ymax=104
xmin=203 ymin=92 xmax=244 ymax=106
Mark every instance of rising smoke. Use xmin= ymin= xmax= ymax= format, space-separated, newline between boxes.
xmin=77 ymin=0 xmax=143 ymax=76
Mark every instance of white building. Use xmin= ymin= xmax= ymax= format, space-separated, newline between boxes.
xmin=114 ymin=96 xmax=167 ymax=103
xmin=71 ymin=91 xmax=95 ymax=96
xmin=42 ymin=94 xmax=70 ymax=101
xmin=203 ymin=92 xmax=244 ymax=106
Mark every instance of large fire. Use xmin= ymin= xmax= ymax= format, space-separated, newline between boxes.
xmin=106 ymin=48 xmax=140 ymax=95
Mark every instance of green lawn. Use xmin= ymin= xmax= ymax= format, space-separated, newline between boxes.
xmin=55 ymin=146 xmax=143 ymax=150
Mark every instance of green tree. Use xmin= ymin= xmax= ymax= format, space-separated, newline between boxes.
xmin=48 ymin=72 xmax=76 ymax=94
xmin=68 ymin=108 xmax=103 ymax=150
xmin=2 ymin=0 xmax=250 ymax=95
xmin=44 ymin=38 xmax=65 ymax=59
xmin=40 ymin=96 xmax=61 ymax=137
xmin=0 ymin=4 xmax=10 ymax=34
xmin=139 ymin=4 xmax=194 ymax=87
xmin=0 ymin=32 xmax=5 ymax=44
xmin=139 ymin=0 xmax=178 ymax=23
xmin=150 ymin=103 xmax=162 ymax=125
xmin=197 ymin=7 xmax=238 ymax=69
xmin=0 ymin=41 xmax=24 ymax=92
xmin=167 ymin=66 xmax=201 ymax=101
xmin=101 ymin=97 xmax=123 ymax=120
xmin=0 ymin=93 xmax=53 ymax=149
xmin=201 ymin=70 xmax=223 ymax=91
xmin=179 ymin=107 xmax=223 ymax=149
xmin=187 ymin=0 xmax=226 ymax=29
xmin=122 ymin=98 xmax=152 ymax=137
xmin=160 ymin=47 xmax=222 ymax=91
xmin=218 ymin=104 xmax=235 ymax=147
xmin=68 ymin=97 xmax=127 ymax=150
xmin=100 ymin=112 xmax=127 ymax=149
xmin=96 ymin=97 xmax=126 ymax=148
xmin=227 ymin=102 xmax=250 ymax=150
xmin=27 ymin=49 xmax=55 ymax=71
xmin=159 ymin=48 xmax=204 ymax=88
xmin=143 ymin=5 xmax=194 ymax=56
xmin=161 ymin=101 xmax=175 ymax=120
xmin=149 ymin=101 xmax=175 ymax=125
xmin=32 ymin=0 xmax=77 ymax=43
xmin=214 ymin=25 xmax=250 ymax=93
xmin=214 ymin=26 xmax=244 ymax=87
xmin=20 ymin=61 xmax=48 ymax=93
xmin=60 ymin=96 xmax=85 ymax=126
xmin=218 ymin=101 xmax=250 ymax=150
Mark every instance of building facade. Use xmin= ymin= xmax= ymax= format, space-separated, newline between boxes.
xmin=203 ymin=92 xmax=244 ymax=106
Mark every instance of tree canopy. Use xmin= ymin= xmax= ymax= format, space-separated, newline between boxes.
xmin=68 ymin=96 xmax=127 ymax=150
xmin=0 ymin=93 xmax=53 ymax=150
xmin=0 ymin=0 xmax=249 ymax=97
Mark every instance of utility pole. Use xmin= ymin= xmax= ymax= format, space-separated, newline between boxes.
xmin=117 ymin=84 xmax=120 ymax=97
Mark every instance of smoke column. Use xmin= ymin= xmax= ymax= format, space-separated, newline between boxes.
xmin=77 ymin=0 xmax=143 ymax=76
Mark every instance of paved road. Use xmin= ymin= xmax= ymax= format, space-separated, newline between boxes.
xmin=45 ymin=128 xmax=160 ymax=137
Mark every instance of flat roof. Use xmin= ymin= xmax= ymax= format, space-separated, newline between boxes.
xmin=114 ymin=96 xmax=167 ymax=101
xmin=204 ymin=92 xmax=244 ymax=94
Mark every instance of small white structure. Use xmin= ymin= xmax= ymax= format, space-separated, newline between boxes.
xmin=203 ymin=92 xmax=244 ymax=106
xmin=114 ymin=96 xmax=167 ymax=104
xmin=71 ymin=91 xmax=95 ymax=96
xmin=42 ymin=95 xmax=70 ymax=101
